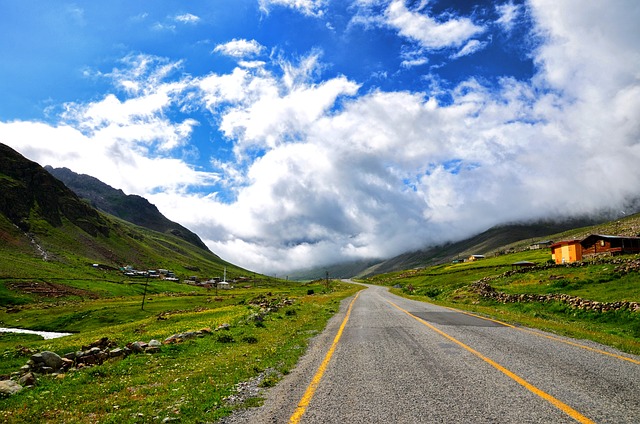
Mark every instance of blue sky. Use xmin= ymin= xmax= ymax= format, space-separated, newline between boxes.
xmin=2 ymin=1 xmax=639 ymax=274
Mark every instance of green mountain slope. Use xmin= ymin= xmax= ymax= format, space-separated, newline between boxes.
xmin=289 ymin=216 xmax=633 ymax=280
xmin=45 ymin=166 xmax=210 ymax=252
xmin=0 ymin=143 xmax=247 ymax=290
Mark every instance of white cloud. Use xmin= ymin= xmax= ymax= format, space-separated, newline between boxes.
xmin=450 ymin=39 xmax=488 ymax=59
xmin=495 ymin=1 xmax=521 ymax=32
xmin=0 ymin=120 xmax=218 ymax=197
xmin=384 ymin=0 xmax=485 ymax=50
xmin=258 ymin=0 xmax=326 ymax=17
xmin=174 ymin=13 xmax=200 ymax=24
xmin=213 ymin=39 xmax=265 ymax=58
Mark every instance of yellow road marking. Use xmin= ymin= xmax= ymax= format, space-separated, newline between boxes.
xmin=442 ymin=305 xmax=640 ymax=365
xmin=289 ymin=292 xmax=360 ymax=424
xmin=388 ymin=300 xmax=596 ymax=424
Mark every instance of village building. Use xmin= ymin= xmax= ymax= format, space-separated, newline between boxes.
xmin=468 ymin=254 xmax=485 ymax=262
xmin=550 ymin=240 xmax=582 ymax=264
xmin=530 ymin=240 xmax=553 ymax=250
xmin=580 ymin=235 xmax=640 ymax=259
xmin=550 ymin=235 xmax=640 ymax=264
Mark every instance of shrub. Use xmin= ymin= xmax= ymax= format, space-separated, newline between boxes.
xmin=216 ymin=334 xmax=235 ymax=343
xmin=242 ymin=336 xmax=258 ymax=344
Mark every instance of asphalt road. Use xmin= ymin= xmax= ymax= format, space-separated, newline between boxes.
xmin=220 ymin=283 xmax=640 ymax=423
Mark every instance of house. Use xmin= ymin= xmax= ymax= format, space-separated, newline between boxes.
xmin=468 ymin=254 xmax=485 ymax=262
xmin=530 ymin=240 xmax=553 ymax=250
xmin=550 ymin=234 xmax=640 ymax=264
xmin=550 ymin=240 xmax=582 ymax=264
xmin=580 ymin=234 xmax=640 ymax=258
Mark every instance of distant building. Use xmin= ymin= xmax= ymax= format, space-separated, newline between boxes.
xmin=530 ymin=240 xmax=553 ymax=250
xmin=550 ymin=235 xmax=640 ymax=264
xmin=468 ymin=254 xmax=485 ymax=261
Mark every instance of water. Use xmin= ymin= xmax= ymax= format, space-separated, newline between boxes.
xmin=0 ymin=327 xmax=73 ymax=340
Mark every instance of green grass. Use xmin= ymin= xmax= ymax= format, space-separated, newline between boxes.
xmin=361 ymin=250 xmax=640 ymax=355
xmin=0 ymin=281 xmax=361 ymax=423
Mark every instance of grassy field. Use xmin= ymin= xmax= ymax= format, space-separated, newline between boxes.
xmin=360 ymin=249 xmax=640 ymax=355
xmin=0 ymin=277 xmax=361 ymax=423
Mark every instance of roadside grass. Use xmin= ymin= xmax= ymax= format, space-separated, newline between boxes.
xmin=361 ymin=251 xmax=640 ymax=355
xmin=0 ymin=281 xmax=361 ymax=423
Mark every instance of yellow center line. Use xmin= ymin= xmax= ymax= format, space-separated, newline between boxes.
xmin=289 ymin=291 xmax=360 ymax=424
xmin=388 ymin=300 xmax=595 ymax=424
xmin=441 ymin=305 xmax=640 ymax=365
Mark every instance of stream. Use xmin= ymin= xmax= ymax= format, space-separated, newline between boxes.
xmin=0 ymin=327 xmax=73 ymax=340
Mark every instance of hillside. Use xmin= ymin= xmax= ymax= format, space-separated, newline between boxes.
xmin=45 ymin=166 xmax=210 ymax=252
xmin=0 ymin=143 xmax=247 ymax=290
xmin=292 ymin=209 xmax=640 ymax=280
xmin=357 ymin=218 xmax=610 ymax=277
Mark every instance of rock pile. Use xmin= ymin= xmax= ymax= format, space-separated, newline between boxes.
xmin=613 ymin=258 xmax=640 ymax=276
xmin=472 ymin=280 xmax=640 ymax=313
xmin=1 ymin=326 xmax=224 ymax=397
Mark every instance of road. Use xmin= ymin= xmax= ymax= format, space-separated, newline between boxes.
xmin=220 ymin=283 xmax=640 ymax=423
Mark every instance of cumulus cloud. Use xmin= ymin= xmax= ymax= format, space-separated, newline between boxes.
xmin=384 ymin=0 xmax=485 ymax=50
xmin=213 ymin=39 xmax=265 ymax=58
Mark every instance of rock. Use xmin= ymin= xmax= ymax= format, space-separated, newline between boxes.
xmin=18 ymin=373 xmax=36 ymax=387
xmin=109 ymin=348 xmax=125 ymax=358
xmin=39 ymin=351 xmax=63 ymax=370
xmin=148 ymin=339 xmax=161 ymax=347
xmin=216 ymin=323 xmax=231 ymax=331
xmin=145 ymin=346 xmax=161 ymax=354
xmin=129 ymin=342 xmax=148 ymax=353
xmin=0 ymin=380 xmax=23 ymax=397
xmin=81 ymin=355 xmax=97 ymax=365
xmin=163 ymin=335 xmax=179 ymax=344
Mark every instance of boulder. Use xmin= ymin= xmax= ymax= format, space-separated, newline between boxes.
xmin=128 ymin=341 xmax=148 ymax=353
xmin=145 ymin=346 xmax=161 ymax=354
xmin=109 ymin=348 xmax=125 ymax=358
xmin=39 ymin=351 xmax=64 ymax=370
xmin=18 ymin=373 xmax=36 ymax=387
xmin=0 ymin=380 xmax=23 ymax=396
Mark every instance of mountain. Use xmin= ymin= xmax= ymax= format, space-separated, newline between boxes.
xmin=45 ymin=166 xmax=210 ymax=252
xmin=356 ymin=219 xmax=602 ymax=277
xmin=0 ymin=143 xmax=246 ymax=279
xmin=0 ymin=144 xmax=109 ymax=238
xmin=288 ymin=217 xmax=626 ymax=280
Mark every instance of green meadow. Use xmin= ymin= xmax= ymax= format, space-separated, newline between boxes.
xmin=0 ymin=271 xmax=360 ymax=423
